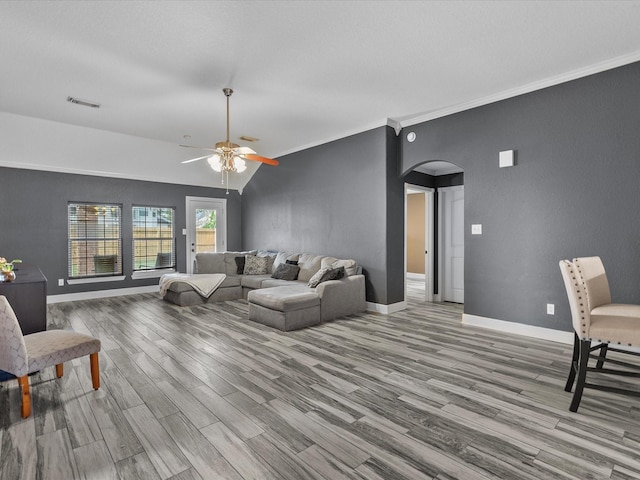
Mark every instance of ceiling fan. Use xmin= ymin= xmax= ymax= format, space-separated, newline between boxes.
xmin=180 ymin=88 xmax=279 ymax=189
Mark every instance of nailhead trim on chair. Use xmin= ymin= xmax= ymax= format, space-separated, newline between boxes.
xmin=569 ymin=262 xmax=589 ymax=338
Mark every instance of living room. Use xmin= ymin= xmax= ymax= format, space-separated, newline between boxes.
xmin=3 ymin=2 xmax=640 ymax=479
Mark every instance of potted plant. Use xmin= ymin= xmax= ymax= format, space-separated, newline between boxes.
xmin=0 ymin=258 xmax=22 ymax=282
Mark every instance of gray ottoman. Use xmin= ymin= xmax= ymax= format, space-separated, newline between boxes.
xmin=248 ymin=286 xmax=321 ymax=331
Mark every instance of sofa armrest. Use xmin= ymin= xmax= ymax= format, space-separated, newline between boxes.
xmin=315 ymin=274 xmax=366 ymax=322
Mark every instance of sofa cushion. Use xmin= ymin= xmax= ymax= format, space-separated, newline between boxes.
xmin=241 ymin=274 xmax=272 ymax=289
xmin=297 ymin=253 xmax=325 ymax=282
xmin=248 ymin=286 xmax=319 ymax=312
xmin=244 ymin=255 xmax=269 ymax=275
xmin=197 ymin=251 xmax=257 ymax=275
xmin=321 ymin=257 xmax=358 ymax=276
xmin=195 ymin=253 xmax=226 ymax=274
xmin=261 ymin=278 xmax=307 ymax=289
xmin=271 ymin=263 xmax=300 ymax=281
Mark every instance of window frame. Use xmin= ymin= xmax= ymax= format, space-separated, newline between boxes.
xmin=131 ymin=205 xmax=176 ymax=279
xmin=67 ymin=202 xmax=124 ymax=283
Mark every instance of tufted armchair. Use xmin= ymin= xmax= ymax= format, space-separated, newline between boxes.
xmin=559 ymin=257 xmax=640 ymax=412
xmin=0 ymin=295 xmax=101 ymax=418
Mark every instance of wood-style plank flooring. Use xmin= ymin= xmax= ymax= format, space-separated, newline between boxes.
xmin=2 ymin=282 xmax=640 ymax=479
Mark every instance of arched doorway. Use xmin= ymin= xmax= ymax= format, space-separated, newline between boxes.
xmin=404 ymin=160 xmax=464 ymax=304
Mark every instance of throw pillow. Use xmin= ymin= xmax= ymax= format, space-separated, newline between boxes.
xmin=271 ymin=263 xmax=301 ymax=280
xmin=308 ymin=266 xmax=331 ymax=288
xmin=319 ymin=266 xmax=345 ymax=284
xmin=257 ymin=251 xmax=277 ymax=273
xmin=234 ymin=256 xmax=246 ymax=275
xmin=331 ymin=259 xmax=358 ymax=276
xmin=243 ymin=255 xmax=269 ymax=275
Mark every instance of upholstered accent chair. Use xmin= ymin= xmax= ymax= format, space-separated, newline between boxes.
xmin=559 ymin=257 xmax=640 ymax=412
xmin=0 ymin=295 xmax=101 ymax=418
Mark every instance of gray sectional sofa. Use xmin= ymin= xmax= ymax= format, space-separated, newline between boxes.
xmin=162 ymin=250 xmax=366 ymax=330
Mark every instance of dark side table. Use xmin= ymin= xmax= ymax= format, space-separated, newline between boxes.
xmin=0 ymin=263 xmax=48 ymax=335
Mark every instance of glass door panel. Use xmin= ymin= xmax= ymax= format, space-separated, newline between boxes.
xmin=185 ymin=197 xmax=226 ymax=273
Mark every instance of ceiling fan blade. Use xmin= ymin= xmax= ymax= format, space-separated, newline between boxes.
xmin=234 ymin=146 xmax=256 ymax=155
xmin=243 ymin=154 xmax=279 ymax=166
xmin=179 ymin=144 xmax=217 ymax=152
xmin=181 ymin=155 xmax=211 ymax=164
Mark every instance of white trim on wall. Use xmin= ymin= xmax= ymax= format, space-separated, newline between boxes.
xmin=462 ymin=313 xmax=574 ymax=345
xmin=47 ymin=285 xmax=158 ymax=304
xmin=366 ymin=301 xmax=407 ymax=315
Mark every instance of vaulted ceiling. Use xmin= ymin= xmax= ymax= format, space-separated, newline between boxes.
xmin=2 ymin=1 xmax=640 ymax=190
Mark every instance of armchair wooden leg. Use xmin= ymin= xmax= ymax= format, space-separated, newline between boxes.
xmin=90 ymin=353 xmax=100 ymax=390
xmin=17 ymin=375 xmax=31 ymax=418
xmin=565 ymin=333 xmax=580 ymax=392
xmin=56 ymin=364 xmax=63 ymax=378
xmin=569 ymin=339 xmax=591 ymax=412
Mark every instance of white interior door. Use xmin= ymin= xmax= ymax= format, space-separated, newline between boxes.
xmin=441 ymin=186 xmax=464 ymax=303
xmin=185 ymin=196 xmax=227 ymax=273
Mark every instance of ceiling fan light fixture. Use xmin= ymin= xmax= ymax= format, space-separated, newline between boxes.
xmin=180 ymin=87 xmax=278 ymax=186
xmin=234 ymin=157 xmax=247 ymax=173
xmin=208 ymin=155 xmax=222 ymax=172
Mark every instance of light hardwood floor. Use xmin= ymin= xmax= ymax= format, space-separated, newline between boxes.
xmin=2 ymin=287 xmax=640 ymax=479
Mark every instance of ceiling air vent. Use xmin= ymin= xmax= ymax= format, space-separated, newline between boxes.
xmin=67 ymin=96 xmax=101 ymax=109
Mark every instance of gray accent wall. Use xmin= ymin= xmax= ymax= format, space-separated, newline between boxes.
xmin=0 ymin=167 xmax=241 ymax=295
xmin=242 ymin=127 xmax=402 ymax=305
xmin=402 ymin=61 xmax=640 ymax=331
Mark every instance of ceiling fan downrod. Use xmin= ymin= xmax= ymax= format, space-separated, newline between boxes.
xmin=223 ymin=88 xmax=233 ymax=144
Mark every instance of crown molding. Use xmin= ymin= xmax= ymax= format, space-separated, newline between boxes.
xmin=398 ymin=50 xmax=640 ymax=129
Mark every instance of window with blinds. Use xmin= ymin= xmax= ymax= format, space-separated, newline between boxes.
xmin=132 ymin=206 xmax=175 ymax=271
xmin=68 ymin=203 xmax=123 ymax=278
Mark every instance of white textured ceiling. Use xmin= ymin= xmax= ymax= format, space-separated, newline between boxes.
xmin=2 ymin=1 xmax=640 ymax=189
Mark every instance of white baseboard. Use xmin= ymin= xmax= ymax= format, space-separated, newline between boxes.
xmin=366 ymin=301 xmax=407 ymax=315
xmin=47 ymin=285 xmax=159 ymax=304
xmin=462 ymin=313 xmax=574 ymax=345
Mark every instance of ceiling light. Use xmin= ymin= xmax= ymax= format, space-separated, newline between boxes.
xmin=234 ymin=157 xmax=247 ymax=173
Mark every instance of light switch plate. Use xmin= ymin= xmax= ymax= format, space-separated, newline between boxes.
xmin=499 ymin=150 xmax=515 ymax=168
xmin=58 ymin=278 xmax=65 ymax=287
xmin=547 ymin=303 xmax=555 ymax=315
xmin=182 ymin=228 xmax=187 ymax=235
xmin=471 ymin=224 xmax=482 ymax=235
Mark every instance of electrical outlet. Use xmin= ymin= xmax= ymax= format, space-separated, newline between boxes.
xmin=58 ymin=278 xmax=64 ymax=287
xmin=546 ymin=303 xmax=555 ymax=315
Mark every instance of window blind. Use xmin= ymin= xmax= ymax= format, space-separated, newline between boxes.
xmin=132 ymin=206 xmax=176 ymax=271
xmin=68 ymin=203 xmax=122 ymax=278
